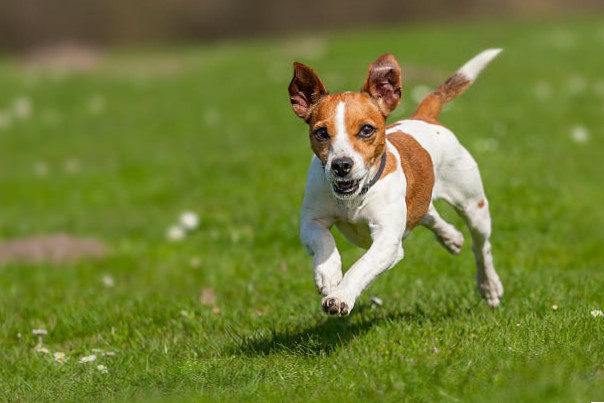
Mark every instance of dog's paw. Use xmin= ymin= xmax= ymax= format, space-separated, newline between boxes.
xmin=315 ymin=267 xmax=343 ymax=296
xmin=436 ymin=227 xmax=464 ymax=255
xmin=321 ymin=295 xmax=351 ymax=317
xmin=477 ymin=270 xmax=504 ymax=308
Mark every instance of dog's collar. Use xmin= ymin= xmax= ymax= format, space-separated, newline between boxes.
xmin=360 ymin=151 xmax=387 ymax=195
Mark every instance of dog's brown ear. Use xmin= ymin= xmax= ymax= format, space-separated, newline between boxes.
xmin=362 ymin=54 xmax=402 ymax=117
xmin=289 ymin=62 xmax=328 ymax=121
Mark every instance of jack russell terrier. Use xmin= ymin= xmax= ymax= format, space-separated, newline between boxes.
xmin=288 ymin=49 xmax=504 ymax=316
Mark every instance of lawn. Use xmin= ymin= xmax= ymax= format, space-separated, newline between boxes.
xmin=1 ymin=15 xmax=603 ymax=402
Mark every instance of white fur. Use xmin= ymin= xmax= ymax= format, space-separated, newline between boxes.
xmin=301 ymin=140 xmax=406 ymax=313
xmin=301 ymin=118 xmax=503 ymax=316
xmin=324 ymin=102 xmax=367 ymax=186
xmin=458 ymin=48 xmax=502 ymax=82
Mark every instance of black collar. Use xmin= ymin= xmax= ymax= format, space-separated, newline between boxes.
xmin=360 ymin=151 xmax=387 ymax=195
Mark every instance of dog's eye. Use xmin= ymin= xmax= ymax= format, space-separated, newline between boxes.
xmin=312 ymin=127 xmax=329 ymax=142
xmin=359 ymin=124 xmax=375 ymax=138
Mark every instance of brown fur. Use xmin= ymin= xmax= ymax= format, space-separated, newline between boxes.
xmin=361 ymin=54 xmax=402 ymax=117
xmin=412 ymin=72 xmax=471 ymax=122
xmin=289 ymin=56 xmax=434 ymax=231
xmin=309 ymin=93 xmax=386 ymax=168
xmin=385 ymin=131 xmax=435 ymax=231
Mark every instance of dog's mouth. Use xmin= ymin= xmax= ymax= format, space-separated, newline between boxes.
xmin=332 ymin=179 xmax=360 ymax=196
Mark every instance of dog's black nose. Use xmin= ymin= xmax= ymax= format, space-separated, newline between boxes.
xmin=331 ymin=157 xmax=353 ymax=177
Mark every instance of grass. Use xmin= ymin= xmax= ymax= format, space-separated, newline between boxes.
xmin=1 ymin=15 xmax=604 ymax=402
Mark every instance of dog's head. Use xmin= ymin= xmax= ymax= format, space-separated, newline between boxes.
xmin=289 ymin=54 xmax=402 ymax=200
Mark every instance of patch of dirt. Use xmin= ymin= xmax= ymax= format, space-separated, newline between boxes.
xmin=0 ymin=233 xmax=107 ymax=265
xmin=21 ymin=42 xmax=104 ymax=71
xmin=199 ymin=288 xmax=216 ymax=306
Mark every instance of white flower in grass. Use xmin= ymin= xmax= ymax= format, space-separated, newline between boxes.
xmin=570 ymin=125 xmax=589 ymax=144
xmin=53 ymin=352 xmax=67 ymax=363
xmin=13 ymin=96 xmax=32 ymax=119
xmin=33 ymin=161 xmax=50 ymax=177
xmin=552 ymin=304 xmax=559 ymax=311
xmin=189 ymin=256 xmax=201 ymax=268
xmin=591 ymin=309 xmax=603 ymax=318
xmin=533 ymin=81 xmax=553 ymax=100
xmin=104 ymin=351 xmax=116 ymax=356
xmin=97 ymin=364 xmax=109 ymax=374
xmin=369 ymin=296 xmax=383 ymax=306
xmin=166 ymin=225 xmax=186 ymax=242
xmin=102 ymin=274 xmax=115 ymax=288
xmin=567 ymin=75 xmax=587 ymax=94
xmin=63 ymin=158 xmax=81 ymax=174
xmin=79 ymin=354 xmax=97 ymax=363
xmin=32 ymin=328 xmax=48 ymax=336
xmin=180 ymin=211 xmax=199 ymax=230
xmin=35 ymin=346 xmax=50 ymax=354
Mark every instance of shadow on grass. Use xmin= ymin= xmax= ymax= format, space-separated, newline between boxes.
xmin=226 ymin=303 xmax=436 ymax=357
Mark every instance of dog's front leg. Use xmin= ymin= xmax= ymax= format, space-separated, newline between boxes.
xmin=300 ymin=217 xmax=343 ymax=296
xmin=322 ymin=224 xmax=404 ymax=316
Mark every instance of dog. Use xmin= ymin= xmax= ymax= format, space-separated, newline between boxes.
xmin=288 ymin=49 xmax=504 ymax=316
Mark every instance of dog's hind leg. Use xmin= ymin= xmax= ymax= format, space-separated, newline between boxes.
xmin=457 ymin=196 xmax=503 ymax=307
xmin=421 ymin=204 xmax=464 ymax=255
xmin=437 ymin=152 xmax=504 ymax=308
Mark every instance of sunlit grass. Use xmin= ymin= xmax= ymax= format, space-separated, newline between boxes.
xmin=1 ymin=15 xmax=603 ymax=401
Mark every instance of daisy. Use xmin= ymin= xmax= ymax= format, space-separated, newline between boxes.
xmin=166 ymin=225 xmax=185 ymax=241
xmin=13 ymin=96 xmax=32 ymax=119
xmin=53 ymin=352 xmax=67 ymax=363
xmin=79 ymin=354 xmax=97 ymax=363
xmin=570 ymin=125 xmax=589 ymax=144
xmin=180 ymin=211 xmax=199 ymax=230
xmin=35 ymin=346 xmax=50 ymax=354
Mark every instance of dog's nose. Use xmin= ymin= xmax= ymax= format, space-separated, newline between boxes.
xmin=331 ymin=157 xmax=353 ymax=177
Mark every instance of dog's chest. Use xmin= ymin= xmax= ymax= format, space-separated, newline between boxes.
xmin=334 ymin=220 xmax=372 ymax=249
xmin=329 ymin=198 xmax=374 ymax=248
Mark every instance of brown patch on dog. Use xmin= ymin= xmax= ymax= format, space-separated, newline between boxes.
xmin=0 ymin=234 xmax=107 ymax=265
xmin=410 ymin=94 xmax=443 ymax=125
xmin=306 ymin=95 xmax=339 ymax=164
xmin=361 ymin=53 xmax=402 ymax=117
xmin=380 ymin=150 xmax=398 ymax=178
xmin=340 ymin=93 xmax=387 ymax=168
xmin=289 ymin=62 xmax=328 ymax=121
xmin=478 ymin=199 xmax=486 ymax=208
xmin=307 ymin=92 xmax=387 ymax=168
xmin=387 ymin=132 xmax=435 ymax=231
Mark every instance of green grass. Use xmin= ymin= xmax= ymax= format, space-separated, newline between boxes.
xmin=1 ymin=15 xmax=604 ymax=402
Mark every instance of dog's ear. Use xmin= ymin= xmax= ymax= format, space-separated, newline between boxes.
xmin=289 ymin=62 xmax=328 ymax=121
xmin=362 ymin=54 xmax=402 ymax=117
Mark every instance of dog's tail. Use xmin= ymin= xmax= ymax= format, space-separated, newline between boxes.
xmin=412 ymin=48 xmax=502 ymax=122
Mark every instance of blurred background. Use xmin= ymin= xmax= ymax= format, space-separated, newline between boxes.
xmin=1 ymin=0 xmax=603 ymax=51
